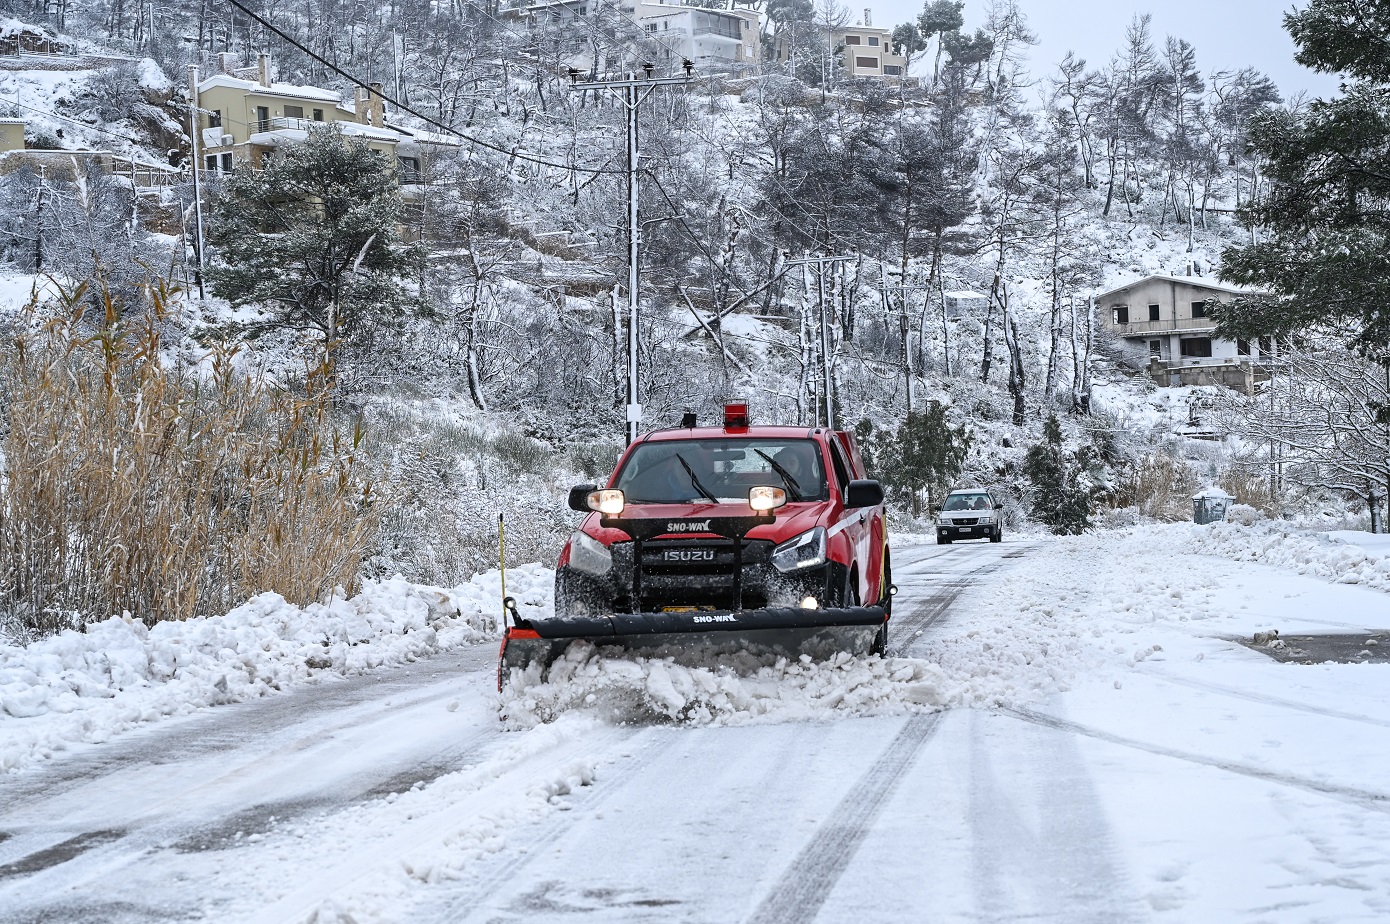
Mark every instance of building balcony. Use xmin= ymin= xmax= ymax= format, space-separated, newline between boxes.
xmin=1114 ymin=317 xmax=1215 ymax=336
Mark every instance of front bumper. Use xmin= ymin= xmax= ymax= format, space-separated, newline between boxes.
xmin=557 ymin=538 xmax=847 ymax=616
xmin=936 ymin=519 xmax=997 ymax=539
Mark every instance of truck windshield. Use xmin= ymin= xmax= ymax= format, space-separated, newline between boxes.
xmin=614 ymin=438 xmax=829 ymax=504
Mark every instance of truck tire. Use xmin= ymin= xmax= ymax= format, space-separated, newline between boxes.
xmin=990 ymin=529 xmax=1002 ymax=543
xmin=937 ymin=536 xmax=951 ymax=545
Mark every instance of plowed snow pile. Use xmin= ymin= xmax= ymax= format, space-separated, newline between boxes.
xmin=0 ymin=566 xmax=551 ymax=772
xmin=1193 ymin=520 xmax=1390 ymax=592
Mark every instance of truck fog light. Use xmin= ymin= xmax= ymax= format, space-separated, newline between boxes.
xmin=587 ymin=488 xmax=625 ymax=515
xmin=800 ymin=596 xmax=819 ymax=609
xmin=749 ymin=485 xmax=787 ymax=512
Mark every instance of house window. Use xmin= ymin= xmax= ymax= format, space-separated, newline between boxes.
xmin=1180 ymin=337 xmax=1213 ymax=358
xmin=220 ymin=152 xmax=233 ymax=171
xmin=208 ymin=109 xmax=222 ymax=128
xmin=1258 ymin=335 xmax=1273 ymax=356
xmin=284 ymin=105 xmax=304 ymax=119
xmin=883 ymin=65 xmax=901 ymax=75
xmin=645 ymin=23 xmax=656 ymax=32
xmin=1148 ymin=304 xmax=1160 ymax=321
xmin=855 ymin=56 xmax=878 ymax=68
xmin=1237 ymin=338 xmax=1251 ymax=356
xmin=1113 ymin=305 xmax=1129 ymax=324
xmin=255 ymin=106 xmax=270 ymax=132
xmin=1149 ymin=339 xmax=1162 ymax=356
xmin=397 ymin=155 xmax=421 ymax=183
xmin=312 ymin=108 xmax=324 ymax=121
xmin=204 ymin=154 xmax=217 ymax=171
xmin=868 ymin=36 xmax=879 ymax=46
xmin=844 ymin=35 xmax=861 ymax=45
xmin=1191 ymin=300 xmax=1208 ymax=318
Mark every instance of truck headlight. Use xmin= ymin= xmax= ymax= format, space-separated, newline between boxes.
xmin=772 ymin=526 xmax=826 ymax=572
xmin=568 ymin=530 xmax=612 ymax=576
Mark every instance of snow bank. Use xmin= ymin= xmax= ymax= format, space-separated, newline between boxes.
xmin=1193 ymin=521 xmax=1390 ymax=593
xmin=0 ymin=565 xmax=551 ymax=773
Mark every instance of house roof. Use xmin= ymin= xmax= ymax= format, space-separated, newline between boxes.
xmin=198 ymin=74 xmax=343 ymax=104
xmin=1095 ymin=274 xmax=1264 ymax=301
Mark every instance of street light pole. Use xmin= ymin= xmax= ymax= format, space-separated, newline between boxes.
xmin=570 ymin=61 xmax=693 ymax=445
xmin=188 ymin=63 xmax=206 ymax=300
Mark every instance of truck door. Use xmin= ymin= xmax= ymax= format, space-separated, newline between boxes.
xmin=825 ymin=436 xmax=873 ymax=605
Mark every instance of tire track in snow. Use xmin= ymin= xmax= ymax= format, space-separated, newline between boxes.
xmin=890 ymin=545 xmax=1025 ymax=656
xmin=1146 ymin=671 xmax=1390 ymax=730
xmin=1006 ymin=707 xmax=1390 ymax=813
xmin=744 ymin=713 xmax=944 ymax=924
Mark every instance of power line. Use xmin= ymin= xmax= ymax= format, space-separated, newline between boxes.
xmin=219 ymin=0 xmax=630 ymax=176
xmin=5 ymin=96 xmax=145 ymax=147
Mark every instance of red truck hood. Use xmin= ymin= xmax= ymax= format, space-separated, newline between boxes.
xmin=578 ymin=501 xmax=834 ymax=546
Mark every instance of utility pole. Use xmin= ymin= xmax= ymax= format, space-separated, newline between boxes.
xmin=786 ymin=251 xmax=856 ymax=429
xmin=569 ymin=61 xmax=693 ymax=445
xmin=882 ymin=264 xmax=935 ymax=408
xmin=188 ymin=64 xmax=207 ymax=300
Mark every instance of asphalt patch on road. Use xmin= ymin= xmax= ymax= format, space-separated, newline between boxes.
xmin=1239 ymin=631 xmax=1390 ymax=664
xmin=0 ymin=829 xmax=125 ymax=880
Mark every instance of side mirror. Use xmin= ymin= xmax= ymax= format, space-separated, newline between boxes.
xmin=844 ymin=479 xmax=884 ymax=508
xmin=568 ymin=484 xmax=599 ymax=512
xmin=994 ymin=503 xmax=1004 ymax=510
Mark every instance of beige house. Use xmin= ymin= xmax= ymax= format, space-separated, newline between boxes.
xmin=1096 ymin=273 xmax=1274 ymax=393
xmin=769 ymin=11 xmax=908 ymax=83
xmin=833 ymin=20 xmax=907 ymax=81
xmin=0 ymin=118 xmax=24 ymax=152
xmin=192 ymin=54 xmax=444 ymax=186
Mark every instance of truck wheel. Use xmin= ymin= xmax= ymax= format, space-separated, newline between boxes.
xmin=990 ymin=529 xmax=1002 ymax=543
xmin=835 ymin=568 xmax=860 ymax=608
xmin=937 ymin=536 xmax=951 ymax=545
xmin=871 ymin=619 xmax=888 ymax=656
xmin=879 ymin=551 xmax=893 ymax=617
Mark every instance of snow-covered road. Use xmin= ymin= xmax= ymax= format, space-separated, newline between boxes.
xmin=4 ymin=529 xmax=1390 ymax=923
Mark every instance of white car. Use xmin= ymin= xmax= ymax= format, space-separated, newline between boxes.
xmin=935 ymin=489 xmax=1003 ymax=544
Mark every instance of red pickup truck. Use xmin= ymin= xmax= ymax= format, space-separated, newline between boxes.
xmin=499 ymin=404 xmax=893 ymax=684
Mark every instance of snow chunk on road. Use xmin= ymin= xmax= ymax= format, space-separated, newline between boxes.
xmin=0 ymin=565 xmax=551 ymax=773
xmin=500 ymin=628 xmax=1081 ymax=729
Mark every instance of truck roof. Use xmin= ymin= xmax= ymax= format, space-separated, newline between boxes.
xmin=638 ymin=425 xmax=825 ymax=441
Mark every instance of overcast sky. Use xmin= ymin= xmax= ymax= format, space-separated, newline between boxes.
xmin=865 ymin=0 xmax=1340 ymax=99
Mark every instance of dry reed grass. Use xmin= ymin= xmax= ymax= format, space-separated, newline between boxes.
xmin=1113 ymin=451 xmax=1202 ymax=521
xmin=0 ymin=278 xmax=383 ymax=636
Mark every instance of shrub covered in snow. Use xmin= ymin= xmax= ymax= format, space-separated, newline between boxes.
xmin=1226 ymin=503 xmax=1264 ymax=526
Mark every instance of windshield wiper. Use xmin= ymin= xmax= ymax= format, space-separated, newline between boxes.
xmin=754 ymin=449 xmax=803 ymax=501
xmin=675 ymin=453 xmax=719 ymax=504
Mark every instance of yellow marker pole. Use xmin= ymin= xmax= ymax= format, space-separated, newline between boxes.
xmin=498 ymin=512 xmax=508 ymax=626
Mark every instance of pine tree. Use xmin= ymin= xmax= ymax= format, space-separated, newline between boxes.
xmin=1023 ymin=414 xmax=1091 ymax=534
xmin=207 ymin=126 xmax=424 ymax=367
xmin=1217 ymin=0 xmax=1390 ymax=352
xmin=874 ymin=401 xmax=972 ymax=517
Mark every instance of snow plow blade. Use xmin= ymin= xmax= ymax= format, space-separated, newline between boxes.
xmin=498 ymin=605 xmax=887 ymax=689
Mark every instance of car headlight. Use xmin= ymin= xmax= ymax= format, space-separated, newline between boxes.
xmin=772 ymin=526 xmax=826 ymax=572
xmin=568 ymin=530 xmax=612 ymax=576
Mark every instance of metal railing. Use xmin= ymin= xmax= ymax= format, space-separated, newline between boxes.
xmin=1115 ymin=317 xmax=1215 ymax=335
